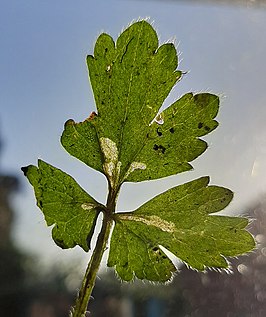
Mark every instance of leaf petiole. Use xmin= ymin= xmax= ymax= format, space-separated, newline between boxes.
xmin=71 ymin=212 xmax=113 ymax=317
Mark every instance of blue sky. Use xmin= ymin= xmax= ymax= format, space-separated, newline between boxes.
xmin=1 ymin=0 xmax=266 ymax=266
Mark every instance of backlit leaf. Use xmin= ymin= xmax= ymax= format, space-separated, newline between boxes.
xmin=22 ymin=160 xmax=101 ymax=251
xmin=62 ymin=21 xmax=183 ymax=187
xmin=108 ymin=177 xmax=255 ymax=281
xmin=126 ymin=92 xmax=219 ymax=182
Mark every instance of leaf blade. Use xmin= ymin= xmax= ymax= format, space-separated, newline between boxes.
xmin=61 ymin=117 xmax=103 ymax=174
xmin=108 ymin=220 xmax=176 ymax=282
xmin=61 ymin=22 xmax=218 ymax=185
xmin=86 ymin=21 xmax=181 ymax=185
xmin=108 ymin=177 xmax=255 ymax=280
xmin=126 ymin=93 xmax=219 ymax=182
xmin=22 ymin=160 xmax=101 ymax=251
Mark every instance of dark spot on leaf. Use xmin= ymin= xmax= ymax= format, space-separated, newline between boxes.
xmin=159 ymin=145 xmax=166 ymax=154
xmin=39 ymin=200 xmax=43 ymax=208
xmin=198 ymin=122 xmax=203 ymax=129
xmin=204 ymin=126 xmax=211 ymax=131
xmin=101 ymin=101 xmax=105 ymax=105
xmin=21 ymin=166 xmax=29 ymax=176
xmin=169 ymin=127 xmax=175 ymax=133
xmin=105 ymin=47 xmax=108 ymax=52
xmin=162 ymin=255 xmax=167 ymax=259
xmin=69 ymin=144 xmax=74 ymax=147
xmin=153 ymin=144 xmax=166 ymax=154
xmin=152 ymin=247 xmax=159 ymax=252
xmin=156 ymin=128 xmax=162 ymax=136
xmin=206 ymin=249 xmax=209 ymax=252
xmin=163 ymin=163 xmax=169 ymax=166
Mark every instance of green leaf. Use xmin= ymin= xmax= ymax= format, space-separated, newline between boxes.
xmin=108 ymin=177 xmax=255 ymax=281
xmin=126 ymin=92 xmax=219 ymax=182
xmin=61 ymin=21 xmax=219 ymax=186
xmin=61 ymin=117 xmax=103 ymax=174
xmin=107 ymin=219 xmax=176 ymax=282
xmin=21 ymin=160 xmax=101 ymax=251
xmin=62 ymin=20 xmax=184 ymax=187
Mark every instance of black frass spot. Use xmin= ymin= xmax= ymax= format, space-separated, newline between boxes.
xmin=153 ymin=144 xmax=166 ymax=154
xmin=156 ymin=128 xmax=163 ymax=136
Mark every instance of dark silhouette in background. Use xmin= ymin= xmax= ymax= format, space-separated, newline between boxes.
xmin=0 ymin=130 xmax=26 ymax=316
xmin=0 ymin=129 xmax=74 ymax=317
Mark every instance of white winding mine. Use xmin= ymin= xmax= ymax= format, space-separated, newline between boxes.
xmin=123 ymin=161 xmax=147 ymax=180
xmin=81 ymin=203 xmax=95 ymax=210
xmin=100 ymin=137 xmax=121 ymax=187
xmin=99 ymin=137 xmax=147 ymax=185
xmin=119 ymin=214 xmax=175 ymax=233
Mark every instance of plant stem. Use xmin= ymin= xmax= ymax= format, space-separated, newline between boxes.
xmin=71 ymin=213 xmax=113 ymax=317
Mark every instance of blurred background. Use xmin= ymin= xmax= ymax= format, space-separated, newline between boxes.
xmin=1 ymin=0 xmax=266 ymax=316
